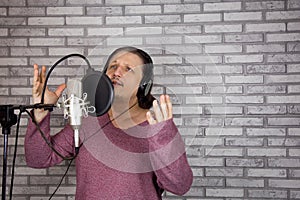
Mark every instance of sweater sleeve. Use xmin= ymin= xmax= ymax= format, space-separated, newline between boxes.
xmin=25 ymin=112 xmax=75 ymax=168
xmin=148 ymin=119 xmax=193 ymax=196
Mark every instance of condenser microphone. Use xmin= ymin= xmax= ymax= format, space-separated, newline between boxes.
xmin=60 ymin=78 xmax=95 ymax=154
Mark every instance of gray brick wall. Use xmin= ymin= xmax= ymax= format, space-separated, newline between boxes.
xmin=0 ymin=0 xmax=300 ymax=199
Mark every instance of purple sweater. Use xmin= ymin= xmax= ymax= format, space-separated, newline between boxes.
xmin=25 ymin=113 xmax=193 ymax=200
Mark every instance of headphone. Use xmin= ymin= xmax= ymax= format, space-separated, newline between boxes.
xmin=103 ymin=47 xmax=154 ymax=102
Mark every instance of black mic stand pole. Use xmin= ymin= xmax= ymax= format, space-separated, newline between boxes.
xmin=0 ymin=104 xmax=55 ymax=200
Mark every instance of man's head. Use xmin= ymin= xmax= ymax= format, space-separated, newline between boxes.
xmin=104 ymin=46 xmax=155 ymax=109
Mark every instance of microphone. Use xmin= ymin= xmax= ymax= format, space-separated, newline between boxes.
xmin=60 ymin=78 xmax=95 ymax=154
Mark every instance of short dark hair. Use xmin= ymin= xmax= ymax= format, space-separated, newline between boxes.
xmin=103 ymin=46 xmax=155 ymax=109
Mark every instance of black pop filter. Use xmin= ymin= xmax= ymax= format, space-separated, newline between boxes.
xmin=82 ymin=69 xmax=114 ymax=117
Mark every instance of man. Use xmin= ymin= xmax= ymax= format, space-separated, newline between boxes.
xmin=25 ymin=46 xmax=193 ymax=199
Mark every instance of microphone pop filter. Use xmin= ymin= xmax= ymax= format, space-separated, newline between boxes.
xmin=82 ymin=70 xmax=114 ymax=117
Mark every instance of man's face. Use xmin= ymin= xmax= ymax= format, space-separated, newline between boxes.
xmin=105 ymin=51 xmax=144 ymax=101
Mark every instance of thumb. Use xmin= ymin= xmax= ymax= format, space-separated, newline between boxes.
xmin=55 ymin=83 xmax=66 ymax=97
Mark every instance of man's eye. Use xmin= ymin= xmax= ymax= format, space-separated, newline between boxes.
xmin=110 ymin=65 xmax=117 ymax=69
xmin=126 ymin=67 xmax=133 ymax=72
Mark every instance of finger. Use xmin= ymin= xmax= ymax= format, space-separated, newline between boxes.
xmin=146 ymin=111 xmax=156 ymax=125
xmin=165 ymin=95 xmax=173 ymax=119
xmin=33 ymin=64 xmax=39 ymax=84
xmin=160 ymin=95 xmax=168 ymax=120
xmin=153 ymin=100 xmax=164 ymax=122
xmin=40 ymin=65 xmax=47 ymax=83
xmin=55 ymin=83 xmax=66 ymax=97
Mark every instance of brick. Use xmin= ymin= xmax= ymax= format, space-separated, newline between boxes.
xmin=225 ymin=118 xmax=263 ymax=126
xmin=289 ymin=128 xmax=300 ymax=136
xmin=288 ymin=0 xmax=300 ymax=8
xmin=288 ymin=22 xmax=300 ymax=31
xmin=205 ymin=65 xmax=243 ymax=74
xmin=226 ymin=138 xmax=263 ymax=146
xmin=185 ymin=55 xmax=222 ymax=64
xmin=225 ymin=34 xmax=263 ymax=43
xmin=15 ymin=167 xmax=46 ymax=175
xmin=288 ymin=85 xmax=300 ymax=93
xmin=266 ymin=11 xmax=300 ymax=20
xmin=268 ymin=138 xmax=300 ymax=147
xmin=27 ymin=0 xmax=64 ymax=6
xmin=288 ymin=42 xmax=300 ymax=52
xmin=152 ymin=56 xmax=182 ymax=64
xmin=205 ymin=45 xmax=242 ymax=54
xmin=9 ymin=7 xmax=45 ymax=16
xmin=268 ymin=117 xmax=300 ymax=126
xmin=0 ymin=0 xmax=25 ymax=6
xmin=184 ymin=13 xmax=221 ymax=23
xmin=206 ymin=188 xmax=244 ymax=197
xmin=226 ymin=96 xmax=264 ymax=104
xmin=0 ymin=28 xmax=8 ymax=36
xmin=47 ymin=7 xmax=83 ymax=15
xmin=267 ymin=33 xmax=300 ymax=42
xmin=247 ymin=64 xmax=285 ymax=73
xmin=247 ymin=105 xmax=286 ymax=115
xmin=269 ymin=179 xmax=300 ymax=188
xmin=247 ymin=44 xmax=285 ymax=53
xmin=165 ymin=25 xmax=202 ymax=34
xmin=188 ymin=157 xmax=224 ymax=167
xmin=29 ymin=57 xmax=65 ymax=66
xmin=290 ymin=149 xmax=300 ymax=156
xmin=226 ymin=158 xmax=264 ymax=167
xmin=29 ymin=38 xmax=65 ymax=46
xmin=66 ymin=0 xmax=103 ymax=5
xmin=0 ymin=58 xmax=27 ymax=66
xmin=186 ymin=75 xmax=222 ymax=84
xmin=290 ymin=169 xmax=300 ymax=177
xmin=145 ymin=15 xmax=181 ymax=23
xmin=181 ymin=187 xmax=204 ymax=197
xmin=105 ymin=0 xmax=141 ymax=4
xmin=0 ymin=48 xmax=8 ymax=56
xmin=0 ymin=17 xmax=26 ymax=25
xmin=248 ymin=189 xmax=287 ymax=198
xmin=186 ymin=146 xmax=203 ymax=157
xmin=225 ymin=55 xmax=263 ymax=63
xmin=185 ymin=117 xmax=223 ymax=126
xmin=206 ymin=168 xmax=243 ymax=177
xmin=154 ymin=75 xmax=183 ymax=85
xmin=0 ymin=88 xmax=8 ymax=95
xmin=205 ymin=24 xmax=242 ymax=33
xmin=173 ymin=106 xmax=202 ymax=115
xmin=125 ymin=5 xmax=161 ymax=14
xmin=28 ymin=17 xmax=64 ymax=25
xmin=146 ymin=36 xmax=182 ymax=45
xmin=206 ymin=86 xmax=243 ymax=94
xmin=11 ymin=48 xmax=46 ymax=56
xmin=204 ymin=2 xmax=241 ymax=11
xmin=225 ymin=75 xmax=263 ymax=83
xmin=246 ymin=128 xmax=286 ymax=137
xmin=10 ymin=28 xmax=46 ymax=36
xmin=205 ymin=128 xmax=242 ymax=136
xmin=125 ymin=27 xmax=162 ymax=35
xmin=186 ymin=96 xmax=222 ymax=104
xmin=267 ymin=95 xmax=300 ymax=103
xmin=268 ymin=158 xmax=300 ymax=167
xmin=106 ymin=16 xmax=142 ymax=24
xmin=291 ymin=191 xmax=300 ymax=199
xmin=225 ymin=12 xmax=262 ymax=21
xmin=266 ymin=74 xmax=300 ymax=83
xmin=146 ymin=0 xmax=180 ymax=3
xmin=205 ymin=148 xmax=243 ymax=157
xmin=12 ymin=186 xmax=47 ymax=195
xmin=49 ymin=47 xmax=84 ymax=56
xmin=166 ymin=65 xmax=202 ymax=75
xmin=204 ymin=106 xmax=243 ymax=115
xmin=0 ymin=97 xmax=27 ymax=105
xmin=166 ymin=86 xmax=202 ymax=94
xmin=268 ymin=54 xmax=300 ymax=63
xmin=193 ymin=177 xmax=224 ymax=187
xmin=288 ymin=106 xmax=300 ymax=114
xmin=49 ymin=186 xmax=76 ymax=194
xmin=86 ymin=6 xmax=122 ymax=15
xmin=88 ymin=27 xmax=123 ymax=36
xmin=185 ymin=35 xmax=221 ymax=44
xmin=248 ymin=168 xmax=287 ymax=178
xmin=66 ymin=16 xmax=103 ymax=25
xmin=164 ymin=4 xmax=200 ymax=13
xmin=49 ymin=28 xmax=84 ymax=36
xmin=226 ymin=178 xmax=264 ymax=187
xmin=247 ymin=85 xmax=286 ymax=94
xmin=245 ymin=1 xmax=285 ymax=10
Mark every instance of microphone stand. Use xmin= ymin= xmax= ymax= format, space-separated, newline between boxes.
xmin=0 ymin=103 xmax=55 ymax=200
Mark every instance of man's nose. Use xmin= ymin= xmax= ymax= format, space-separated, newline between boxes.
xmin=114 ymin=66 xmax=124 ymax=77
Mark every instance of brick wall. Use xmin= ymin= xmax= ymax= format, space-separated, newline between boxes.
xmin=1 ymin=0 xmax=300 ymax=199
